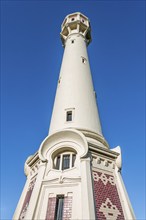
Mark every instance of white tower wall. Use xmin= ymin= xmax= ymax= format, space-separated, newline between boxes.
xmin=49 ymin=15 xmax=102 ymax=135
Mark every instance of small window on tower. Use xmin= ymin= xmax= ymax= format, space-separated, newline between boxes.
xmin=81 ymin=57 xmax=87 ymax=64
xmin=71 ymin=40 xmax=74 ymax=44
xmin=66 ymin=111 xmax=72 ymax=121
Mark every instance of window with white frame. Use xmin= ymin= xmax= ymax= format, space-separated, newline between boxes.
xmin=54 ymin=151 xmax=76 ymax=170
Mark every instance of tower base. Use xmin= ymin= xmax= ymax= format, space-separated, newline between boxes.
xmin=13 ymin=129 xmax=135 ymax=220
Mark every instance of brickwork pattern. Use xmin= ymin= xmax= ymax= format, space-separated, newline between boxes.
xmin=19 ymin=178 xmax=36 ymax=220
xmin=93 ymin=171 xmax=125 ymax=220
xmin=45 ymin=196 xmax=72 ymax=220
xmin=63 ymin=196 xmax=72 ymax=220
xmin=45 ymin=197 xmax=57 ymax=220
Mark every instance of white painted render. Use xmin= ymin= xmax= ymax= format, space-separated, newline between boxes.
xmin=114 ymin=166 xmax=136 ymax=220
xmin=49 ymin=13 xmax=102 ymax=136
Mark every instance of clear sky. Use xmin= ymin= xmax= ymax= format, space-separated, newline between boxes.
xmin=1 ymin=1 xmax=145 ymax=219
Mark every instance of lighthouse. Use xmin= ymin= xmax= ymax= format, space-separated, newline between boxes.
xmin=13 ymin=12 xmax=135 ymax=220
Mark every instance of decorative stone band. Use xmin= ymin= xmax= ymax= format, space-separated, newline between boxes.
xmin=45 ymin=196 xmax=72 ymax=220
xmin=19 ymin=177 xmax=36 ymax=220
xmin=93 ymin=171 xmax=115 ymax=186
xmin=99 ymin=198 xmax=121 ymax=220
xmin=92 ymin=171 xmax=125 ymax=220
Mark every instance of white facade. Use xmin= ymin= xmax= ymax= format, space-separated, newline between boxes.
xmin=13 ymin=12 xmax=135 ymax=220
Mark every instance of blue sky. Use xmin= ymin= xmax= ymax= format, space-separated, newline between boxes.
xmin=1 ymin=1 xmax=145 ymax=219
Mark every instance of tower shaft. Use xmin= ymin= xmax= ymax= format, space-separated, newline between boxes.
xmin=49 ymin=13 xmax=102 ymax=135
xmin=49 ymin=33 xmax=102 ymax=135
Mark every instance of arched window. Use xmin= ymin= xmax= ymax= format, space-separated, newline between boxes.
xmin=53 ymin=150 xmax=76 ymax=170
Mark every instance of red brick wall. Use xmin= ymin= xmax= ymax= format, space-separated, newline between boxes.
xmin=93 ymin=171 xmax=125 ymax=220
xmin=45 ymin=197 xmax=57 ymax=220
xmin=19 ymin=178 xmax=36 ymax=220
xmin=63 ymin=196 xmax=72 ymax=220
xmin=45 ymin=196 xmax=72 ymax=220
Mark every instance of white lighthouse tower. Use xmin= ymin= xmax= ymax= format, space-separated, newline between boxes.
xmin=13 ymin=12 xmax=135 ymax=220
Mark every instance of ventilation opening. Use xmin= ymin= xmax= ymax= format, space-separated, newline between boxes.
xmin=70 ymin=23 xmax=77 ymax=30
xmin=58 ymin=77 xmax=61 ymax=84
xmin=62 ymin=26 xmax=69 ymax=36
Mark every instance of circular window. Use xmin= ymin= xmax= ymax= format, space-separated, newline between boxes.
xmin=71 ymin=18 xmax=75 ymax=21
xmin=53 ymin=150 xmax=76 ymax=170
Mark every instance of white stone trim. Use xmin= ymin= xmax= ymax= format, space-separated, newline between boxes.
xmin=80 ymin=157 xmax=96 ymax=219
xmin=34 ymin=182 xmax=82 ymax=220
xmin=24 ymin=164 xmax=46 ymax=219
xmin=114 ymin=166 xmax=136 ymax=219
xmin=38 ymin=129 xmax=88 ymax=161
xmin=12 ymin=178 xmax=30 ymax=220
